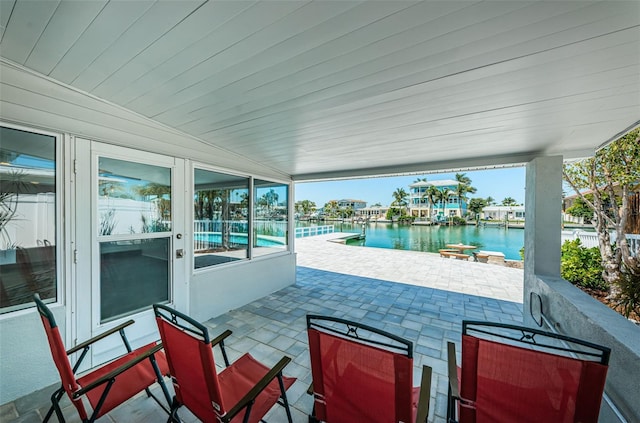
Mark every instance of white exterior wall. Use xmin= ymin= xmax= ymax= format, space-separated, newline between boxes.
xmin=0 ymin=61 xmax=296 ymax=404
xmin=1 ymin=193 xmax=56 ymax=248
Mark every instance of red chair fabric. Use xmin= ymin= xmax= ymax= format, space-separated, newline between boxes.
xmin=220 ymin=353 xmax=295 ymax=423
xmin=308 ymin=328 xmax=418 ymax=423
xmin=40 ymin=318 xmax=89 ymax=418
xmin=80 ymin=342 xmax=169 ymax=416
xmin=460 ymin=335 xmax=608 ymax=423
xmin=307 ymin=315 xmax=431 ymax=423
xmin=154 ymin=303 xmax=296 ymax=423
xmin=34 ymin=293 xmax=170 ymax=422
xmin=448 ymin=321 xmax=610 ymax=423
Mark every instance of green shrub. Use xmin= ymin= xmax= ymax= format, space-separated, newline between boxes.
xmin=451 ymin=216 xmax=467 ymax=225
xmin=560 ymin=239 xmax=607 ymax=290
xmin=613 ymin=266 xmax=640 ymax=319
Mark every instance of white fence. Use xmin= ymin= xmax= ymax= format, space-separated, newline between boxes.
xmin=295 ymin=225 xmax=334 ymax=238
xmin=561 ymin=230 xmax=640 ymax=257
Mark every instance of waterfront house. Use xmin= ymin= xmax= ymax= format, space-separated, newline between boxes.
xmin=355 ymin=205 xmax=390 ymax=222
xmin=1 ymin=2 xmax=638 ymax=421
xmin=408 ymin=179 xmax=467 ymax=221
xmin=336 ymin=199 xmax=367 ymax=213
xmin=482 ymin=205 xmax=526 ymax=221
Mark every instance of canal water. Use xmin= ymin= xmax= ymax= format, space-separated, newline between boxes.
xmin=299 ymin=222 xmax=525 ymax=260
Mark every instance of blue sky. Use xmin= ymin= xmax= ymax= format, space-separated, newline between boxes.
xmin=294 ymin=167 xmax=526 ymax=208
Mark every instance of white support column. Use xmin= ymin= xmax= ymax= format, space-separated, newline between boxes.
xmin=524 ymin=156 xmax=563 ymax=325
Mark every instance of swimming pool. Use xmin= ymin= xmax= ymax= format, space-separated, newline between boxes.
xmin=194 ymin=232 xmax=285 ymax=247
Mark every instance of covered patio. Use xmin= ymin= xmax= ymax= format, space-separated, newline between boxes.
xmin=1 ymin=1 xmax=638 ymax=421
xmin=2 ymin=234 xmax=524 ymax=422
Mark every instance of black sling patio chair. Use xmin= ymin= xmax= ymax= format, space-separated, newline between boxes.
xmin=153 ymin=303 xmax=296 ymax=423
xmin=447 ymin=320 xmax=611 ymax=423
xmin=307 ymin=314 xmax=432 ymax=423
xmin=34 ymin=293 xmax=172 ymax=422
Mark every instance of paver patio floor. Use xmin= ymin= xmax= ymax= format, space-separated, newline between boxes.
xmin=3 ymin=233 xmax=524 ymax=422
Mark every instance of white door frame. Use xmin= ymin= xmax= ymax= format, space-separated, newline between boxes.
xmin=74 ymin=139 xmax=186 ymax=366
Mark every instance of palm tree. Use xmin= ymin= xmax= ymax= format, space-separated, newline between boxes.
xmin=342 ymin=206 xmax=354 ymax=219
xmin=392 ymin=188 xmax=408 ymax=206
xmin=455 ymin=173 xmax=477 ymax=218
xmin=264 ymin=189 xmax=279 ymax=212
xmin=436 ymin=188 xmax=452 ymax=220
xmin=486 ymin=196 xmax=495 ymax=206
xmin=324 ymin=200 xmax=339 ymax=218
xmin=391 ymin=188 xmax=408 ymax=218
xmin=136 ymin=182 xmax=172 ymax=225
xmin=295 ymin=199 xmax=316 ymax=216
xmin=454 ymin=173 xmax=471 ymax=186
xmin=502 ymin=197 xmax=517 ymax=206
xmin=423 ymin=185 xmax=440 ymax=220
xmin=454 ymin=184 xmax=468 ymax=218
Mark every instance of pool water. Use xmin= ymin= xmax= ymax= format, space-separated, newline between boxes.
xmin=194 ymin=233 xmax=284 ymax=247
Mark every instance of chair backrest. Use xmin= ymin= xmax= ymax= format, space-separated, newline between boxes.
xmin=33 ymin=293 xmax=89 ymax=420
xmin=153 ymin=304 xmax=226 ymax=422
xmin=307 ymin=315 xmax=414 ymax=423
xmin=460 ymin=321 xmax=610 ymax=423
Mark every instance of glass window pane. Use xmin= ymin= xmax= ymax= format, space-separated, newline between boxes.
xmin=1 ymin=126 xmax=56 ymax=313
xmin=100 ymin=238 xmax=169 ymax=322
xmin=253 ymin=179 xmax=288 ymax=257
xmin=98 ymin=157 xmax=171 ymax=235
xmin=194 ymin=169 xmax=249 ymax=269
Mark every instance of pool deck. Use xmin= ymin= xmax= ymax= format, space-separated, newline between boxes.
xmin=2 ymin=232 xmax=524 ymax=422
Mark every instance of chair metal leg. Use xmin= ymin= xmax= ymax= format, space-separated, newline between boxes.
xmin=167 ymin=397 xmax=182 ymax=423
xmin=277 ymin=373 xmax=294 ymax=423
xmin=149 ymin=353 xmax=172 ymax=412
xmin=242 ymin=401 xmax=254 ymax=423
xmin=44 ymin=386 xmax=65 ymax=423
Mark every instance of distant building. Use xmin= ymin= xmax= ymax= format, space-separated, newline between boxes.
xmin=408 ymin=179 xmax=467 ymax=220
xmin=336 ymin=199 xmax=367 ymax=211
xmin=355 ymin=205 xmax=389 ymax=220
xmin=482 ymin=205 xmax=525 ymax=221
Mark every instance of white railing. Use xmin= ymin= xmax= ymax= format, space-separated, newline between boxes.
xmin=561 ymin=230 xmax=639 ymax=257
xmin=627 ymin=234 xmax=640 ymax=257
xmin=295 ymin=225 xmax=334 ymax=238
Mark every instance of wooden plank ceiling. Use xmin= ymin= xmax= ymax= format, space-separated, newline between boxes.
xmin=1 ymin=0 xmax=638 ymax=180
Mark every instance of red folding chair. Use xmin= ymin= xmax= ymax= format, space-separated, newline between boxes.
xmin=153 ymin=303 xmax=296 ymax=423
xmin=447 ymin=320 xmax=611 ymax=423
xmin=306 ymin=314 xmax=432 ymax=423
xmin=34 ymin=293 xmax=172 ymax=422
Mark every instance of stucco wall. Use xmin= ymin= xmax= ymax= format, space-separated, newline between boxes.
xmin=524 ymin=275 xmax=640 ymax=422
xmin=189 ymin=253 xmax=296 ymax=323
xmin=0 ymin=305 xmax=64 ymax=404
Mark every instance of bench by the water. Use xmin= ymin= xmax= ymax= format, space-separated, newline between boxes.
xmin=439 ymin=249 xmax=470 ymax=260
xmin=473 ymin=250 xmax=505 ymax=264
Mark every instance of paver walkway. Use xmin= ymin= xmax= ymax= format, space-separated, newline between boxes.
xmin=2 ymin=233 xmax=524 ymax=422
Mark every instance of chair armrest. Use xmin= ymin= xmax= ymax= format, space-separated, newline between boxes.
xmin=447 ymin=342 xmax=460 ymax=399
xmin=224 ymin=356 xmax=292 ymax=422
xmin=67 ymin=320 xmax=135 ymax=355
xmin=415 ymin=365 xmax=432 ymax=423
xmin=210 ymin=329 xmax=233 ymax=367
xmin=210 ymin=329 xmax=232 ymax=347
xmin=74 ymin=343 xmax=163 ymax=397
